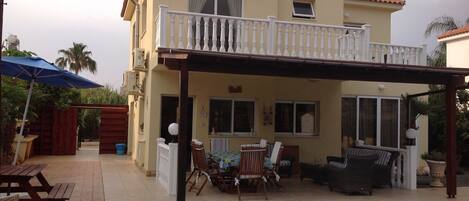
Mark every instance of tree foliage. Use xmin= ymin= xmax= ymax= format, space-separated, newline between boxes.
xmin=55 ymin=42 xmax=97 ymax=74
xmin=425 ymin=16 xmax=469 ymax=68
xmin=78 ymin=86 xmax=127 ymax=140
xmin=423 ymin=16 xmax=469 ymax=165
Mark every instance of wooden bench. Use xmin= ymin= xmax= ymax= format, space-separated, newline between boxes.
xmin=45 ymin=183 xmax=75 ymax=201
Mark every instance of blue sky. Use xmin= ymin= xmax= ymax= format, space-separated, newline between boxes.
xmin=2 ymin=0 xmax=469 ymax=89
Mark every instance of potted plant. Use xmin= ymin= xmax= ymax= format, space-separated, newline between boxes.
xmin=421 ymin=151 xmax=446 ymax=187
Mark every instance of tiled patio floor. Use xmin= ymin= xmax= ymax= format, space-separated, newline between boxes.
xmin=25 ymin=150 xmax=469 ymax=201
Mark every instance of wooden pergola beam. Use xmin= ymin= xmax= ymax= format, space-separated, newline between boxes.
xmin=446 ymin=77 xmax=457 ymax=198
xmin=177 ymin=64 xmax=189 ymax=201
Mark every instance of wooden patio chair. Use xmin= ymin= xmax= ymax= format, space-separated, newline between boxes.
xmin=236 ymin=145 xmax=268 ymax=201
xmin=265 ymin=142 xmax=283 ymax=187
xmin=186 ymin=140 xmax=219 ymax=195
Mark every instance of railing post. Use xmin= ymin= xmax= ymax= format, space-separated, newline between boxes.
xmin=361 ymin=24 xmax=372 ymax=62
xmin=169 ymin=142 xmax=178 ymax=195
xmin=158 ymin=5 xmax=168 ymax=48
xmin=405 ymin=145 xmax=418 ymax=189
xmin=403 ymin=128 xmax=419 ymax=190
xmin=267 ymin=16 xmax=277 ymax=55
xmin=156 ymin=138 xmax=165 ymax=175
xmin=420 ymin=44 xmax=427 ymax=66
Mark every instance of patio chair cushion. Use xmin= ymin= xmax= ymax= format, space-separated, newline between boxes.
xmin=345 ymin=148 xmax=391 ymax=167
xmin=328 ymin=161 xmax=346 ymax=169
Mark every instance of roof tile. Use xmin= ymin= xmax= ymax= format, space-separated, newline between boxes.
xmin=438 ymin=26 xmax=469 ymax=39
xmin=367 ymin=0 xmax=405 ymax=5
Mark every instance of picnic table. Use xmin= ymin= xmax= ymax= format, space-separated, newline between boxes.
xmin=0 ymin=164 xmax=75 ymax=201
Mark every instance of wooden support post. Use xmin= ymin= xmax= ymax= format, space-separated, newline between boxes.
xmin=177 ymin=65 xmax=189 ymax=201
xmin=446 ymin=77 xmax=457 ymax=198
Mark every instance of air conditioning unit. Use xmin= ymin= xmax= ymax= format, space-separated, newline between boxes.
xmin=122 ymin=70 xmax=143 ymax=96
xmin=132 ymin=48 xmax=147 ymax=71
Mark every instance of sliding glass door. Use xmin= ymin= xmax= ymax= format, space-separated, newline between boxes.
xmin=342 ymin=96 xmax=401 ymax=149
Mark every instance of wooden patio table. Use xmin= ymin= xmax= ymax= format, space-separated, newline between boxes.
xmin=0 ymin=164 xmax=74 ymax=201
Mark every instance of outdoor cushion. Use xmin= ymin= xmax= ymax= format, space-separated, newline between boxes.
xmin=328 ymin=161 xmax=346 ymax=169
xmin=279 ymin=160 xmax=291 ymax=167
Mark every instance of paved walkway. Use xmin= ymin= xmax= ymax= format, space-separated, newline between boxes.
xmin=23 ymin=150 xmax=469 ymax=201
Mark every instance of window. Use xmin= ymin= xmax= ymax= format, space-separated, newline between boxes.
xmin=341 ymin=97 xmax=401 ymax=149
xmin=141 ymin=0 xmax=147 ymax=35
xmin=189 ymin=0 xmax=242 ymax=17
xmin=275 ymin=101 xmax=319 ymax=136
xmin=292 ymin=1 xmax=315 ymax=18
xmin=209 ymin=99 xmax=255 ymax=134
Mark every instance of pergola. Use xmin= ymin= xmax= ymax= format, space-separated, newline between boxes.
xmin=157 ymin=48 xmax=469 ymax=201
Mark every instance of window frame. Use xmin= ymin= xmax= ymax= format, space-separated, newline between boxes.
xmin=353 ymin=96 xmax=401 ymax=149
xmin=274 ymin=100 xmax=319 ymax=136
xmin=292 ymin=1 xmax=316 ymax=19
xmin=209 ymin=97 xmax=256 ymax=136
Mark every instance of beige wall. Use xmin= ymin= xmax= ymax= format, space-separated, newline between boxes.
xmin=446 ymin=34 xmax=469 ymax=68
xmin=344 ymin=4 xmax=392 ymax=43
xmin=145 ymin=70 xmax=342 ymax=169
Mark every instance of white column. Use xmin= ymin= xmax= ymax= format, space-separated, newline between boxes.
xmin=267 ymin=16 xmax=276 ymax=55
xmin=169 ymin=14 xmax=175 ymax=48
xmin=361 ymin=24 xmax=372 ymax=62
xmin=405 ymin=145 xmax=418 ymax=190
xmin=187 ymin=16 xmax=194 ymax=49
xmin=158 ymin=5 xmax=168 ymax=48
xmin=420 ymin=44 xmax=427 ymax=66
xmin=203 ymin=17 xmax=210 ymax=51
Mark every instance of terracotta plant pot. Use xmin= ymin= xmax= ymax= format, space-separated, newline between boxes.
xmin=425 ymin=160 xmax=446 ymax=187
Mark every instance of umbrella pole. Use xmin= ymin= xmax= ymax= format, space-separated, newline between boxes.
xmin=12 ymin=79 xmax=35 ymax=165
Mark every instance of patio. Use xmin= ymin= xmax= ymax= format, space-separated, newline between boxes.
xmin=15 ymin=150 xmax=469 ymax=201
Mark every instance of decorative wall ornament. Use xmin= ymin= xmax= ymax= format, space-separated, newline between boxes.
xmin=228 ymin=85 xmax=242 ymax=93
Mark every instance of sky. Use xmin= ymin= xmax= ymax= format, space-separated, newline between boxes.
xmin=2 ymin=0 xmax=469 ymax=89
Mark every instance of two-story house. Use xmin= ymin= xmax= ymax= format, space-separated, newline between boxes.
xmin=120 ymin=0 xmax=432 ymax=177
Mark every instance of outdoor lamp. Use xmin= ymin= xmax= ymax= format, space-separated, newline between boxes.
xmin=406 ymin=128 xmax=418 ymax=146
xmin=168 ymin=123 xmax=178 ymax=136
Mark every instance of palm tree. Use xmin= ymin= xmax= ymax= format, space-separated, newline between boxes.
xmin=424 ymin=16 xmax=469 ymax=67
xmin=55 ymin=42 xmax=97 ymax=74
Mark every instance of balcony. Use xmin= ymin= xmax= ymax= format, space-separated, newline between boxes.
xmin=155 ymin=5 xmax=426 ymax=66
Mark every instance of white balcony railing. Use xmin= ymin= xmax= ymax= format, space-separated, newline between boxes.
xmin=156 ymin=5 xmax=426 ymax=66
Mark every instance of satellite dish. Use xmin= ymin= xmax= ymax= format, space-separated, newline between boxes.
xmin=5 ymin=34 xmax=20 ymax=50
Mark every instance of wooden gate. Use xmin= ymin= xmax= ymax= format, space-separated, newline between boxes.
xmin=31 ymin=107 xmax=78 ymax=155
xmin=31 ymin=104 xmax=128 ymax=155
xmin=98 ymin=107 xmax=128 ymax=154
xmin=52 ymin=108 xmax=78 ymax=155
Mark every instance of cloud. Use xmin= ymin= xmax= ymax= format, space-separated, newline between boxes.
xmin=2 ymin=0 xmax=130 ymax=89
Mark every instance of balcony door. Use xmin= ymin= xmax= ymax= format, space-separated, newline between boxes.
xmin=189 ymin=0 xmax=242 ymax=16
xmin=189 ymin=0 xmax=242 ymax=50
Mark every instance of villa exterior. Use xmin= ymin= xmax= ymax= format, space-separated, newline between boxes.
xmin=120 ymin=0 xmax=431 ymax=178
xmin=122 ymin=0 xmax=428 ymax=175
xmin=438 ymin=25 xmax=469 ymax=75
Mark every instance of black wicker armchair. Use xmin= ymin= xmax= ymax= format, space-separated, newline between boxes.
xmin=327 ymin=154 xmax=378 ymax=195
xmin=327 ymin=147 xmax=398 ymax=188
